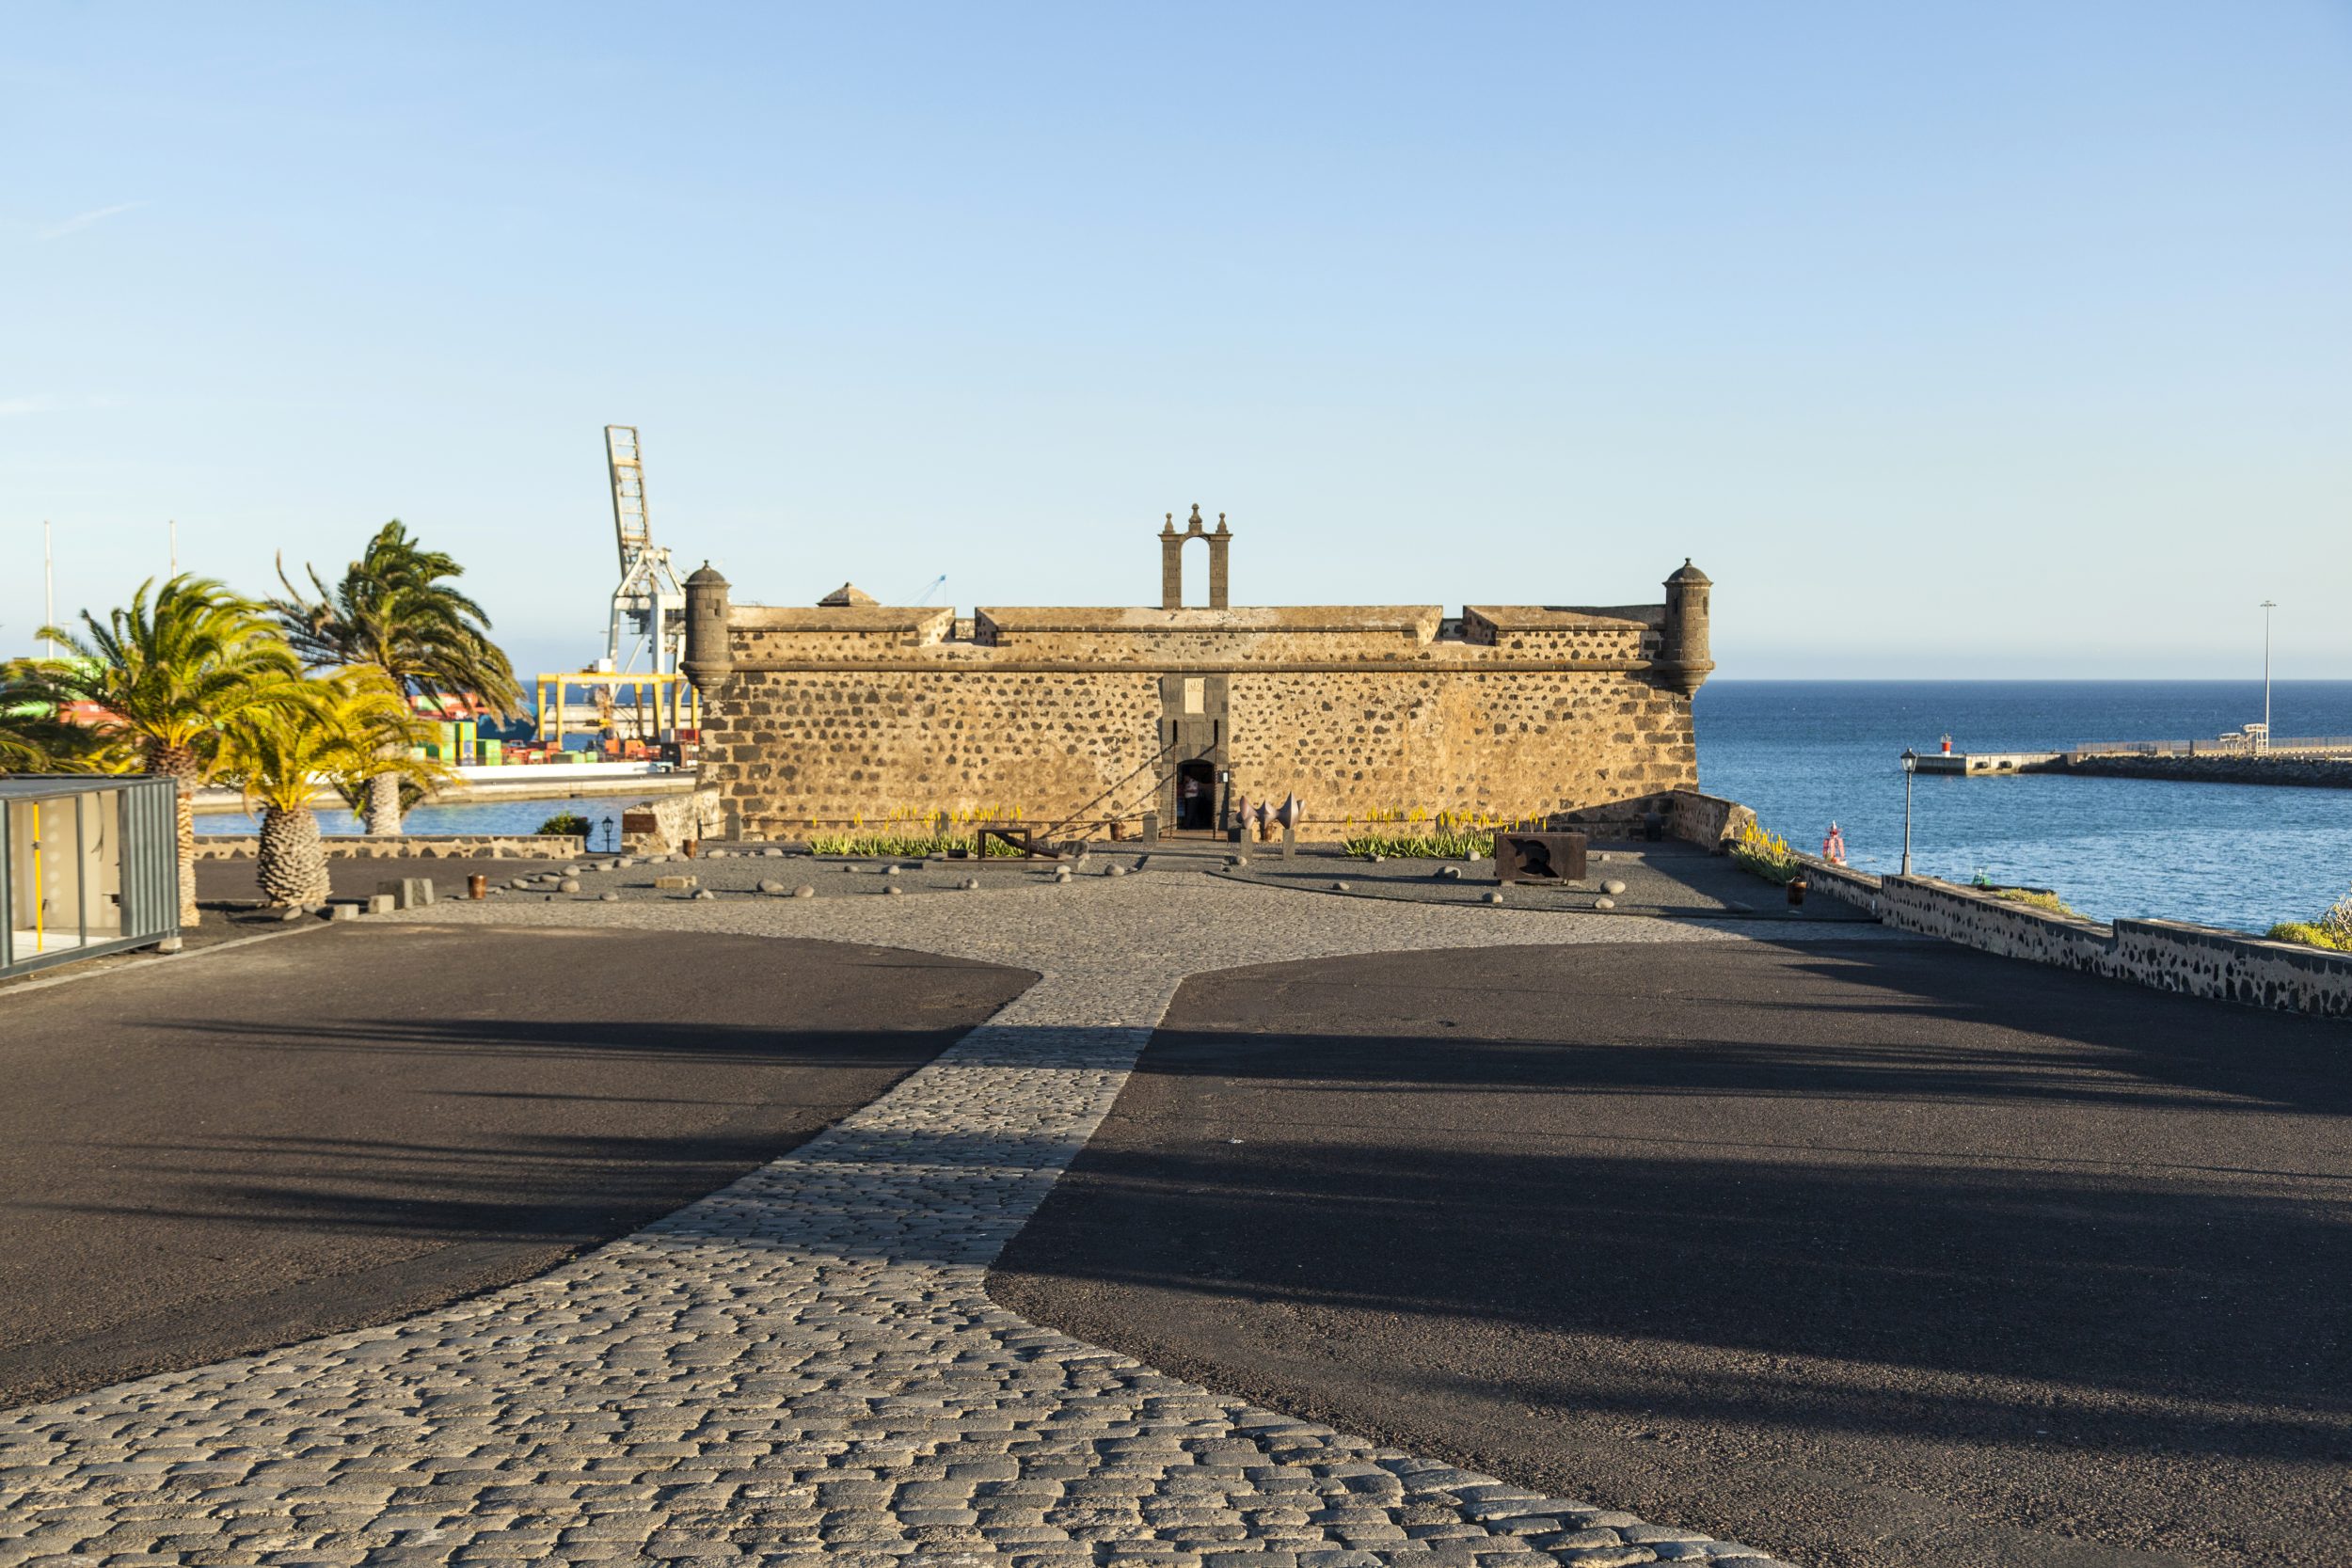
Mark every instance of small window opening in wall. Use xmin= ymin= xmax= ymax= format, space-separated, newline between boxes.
xmin=1183 ymin=677 xmax=1205 ymax=715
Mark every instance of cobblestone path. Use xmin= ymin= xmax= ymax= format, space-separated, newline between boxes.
xmin=1 ymin=876 xmax=1887 ymax=1567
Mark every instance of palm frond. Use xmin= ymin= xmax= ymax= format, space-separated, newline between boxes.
xmin=268 ymin=520 xmax=522 ymax=718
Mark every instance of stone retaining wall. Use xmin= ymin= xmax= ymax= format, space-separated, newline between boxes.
xmin=620 ymin=786 xmax=727 ymax=854
xmin=1787 ymin=854 xmax=2352 ymax=1019
xmin=1664 ymin=788 xmax=1756 ymax=849
xmin=194 ymin=834 xmax=583 ymax=860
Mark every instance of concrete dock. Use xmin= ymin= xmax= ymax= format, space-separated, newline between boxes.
xmin=1911 ymin=750 xmax=2059 ymax=775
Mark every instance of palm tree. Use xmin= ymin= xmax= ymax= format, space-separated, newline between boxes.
xmin=269 ymin=520 xmax=521 ymax=834
xmin=0 ymin=659 xmax=127 ymax=772
xmin=30 ymin=577 xmax=304 ymax=925
xmin=218 ymin=671 xmax=447 ymax=907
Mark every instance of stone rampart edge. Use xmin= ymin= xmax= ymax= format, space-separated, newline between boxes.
xmin=1784 ymin=849 xmax=2352 ymax=1019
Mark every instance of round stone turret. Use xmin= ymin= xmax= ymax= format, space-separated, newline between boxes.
xmin=681 ymin=562 xmax=734 ymax=689
xmin=1657 ymin=558 xmax=1714 ymax=696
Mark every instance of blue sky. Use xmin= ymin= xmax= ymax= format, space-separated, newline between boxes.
xmin=6 ymin=2 xmax=2347 ymax=680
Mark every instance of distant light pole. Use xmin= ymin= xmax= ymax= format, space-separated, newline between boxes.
xmin=2260 ymin=600 xmax=2278 ymax=753
xmin=1899 ymin=748 xmax=1917 ymax=877
xmin=42 ymin=519 xmax=56 ymax=660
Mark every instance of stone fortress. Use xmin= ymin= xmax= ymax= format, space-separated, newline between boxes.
xmin=680 ymin=509 xmax=1713 ymax=841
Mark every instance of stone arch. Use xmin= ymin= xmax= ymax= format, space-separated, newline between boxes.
xmin=1157 ymin=504 xmax=1231 ymax=610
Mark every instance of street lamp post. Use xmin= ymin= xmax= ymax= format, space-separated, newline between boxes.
xmin=1899 ymin=748 xmax=1917 ymax=877
xmin=2260 ymin=600 xmax=2278 ymax=753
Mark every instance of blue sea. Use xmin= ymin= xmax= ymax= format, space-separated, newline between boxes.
xmin=199 ymin=681 xmax=2352 ymax=935
xmin=1696 ymin=681 xmax=2352 ymax=934
xmin=199 ymin=797 xmax=644 ymax=853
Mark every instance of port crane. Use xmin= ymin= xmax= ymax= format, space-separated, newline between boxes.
xmin=605 ymin=424 xmax=684 ymax=675
xmin=532 ymin=425 xmax=699 ymax=746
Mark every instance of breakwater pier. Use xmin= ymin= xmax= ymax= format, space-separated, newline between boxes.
xmin=1922 ymin=735 xmax=2352 ymax=788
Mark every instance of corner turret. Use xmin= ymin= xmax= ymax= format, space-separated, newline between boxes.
xmin=681 ymin=562 xmax=734 ymax=689
xmin=1657 ymin=559 xmax=1714 ymax=696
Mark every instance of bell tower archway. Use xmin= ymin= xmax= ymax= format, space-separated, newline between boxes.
xmin=1157 ymin=504 xmax=1231 ymax=610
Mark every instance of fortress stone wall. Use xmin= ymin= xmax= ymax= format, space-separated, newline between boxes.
xmin=681 ymin=513 xmax=1714 ymax=841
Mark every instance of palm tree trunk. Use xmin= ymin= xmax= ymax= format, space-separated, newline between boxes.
xmin=363 ymin=770 xmax=404 ymax=835
xmin=257 ymin=806 xmax=332 ymax=907
xmin=175 ymin=786 xmax=199 ymax=927
xmin=148 ymin=742 xmax=203 ymax=928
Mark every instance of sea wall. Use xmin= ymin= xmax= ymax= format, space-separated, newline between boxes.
xmin=1787 ymin=855 xmax=2352 ymax=1019
xmin=2037 ymin=754 xmax=2352 ymax=789
xmin=193 ymin=834 xmax=583 ymax=860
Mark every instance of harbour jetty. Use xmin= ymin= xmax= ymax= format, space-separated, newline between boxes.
xmin=2038 ymin=751 xmax=2352 ymax=788
xmin=1912 ymin=750 xmax=2059 ymax=775
xmin=1922 ymin=735 xmax=2352 ymax=788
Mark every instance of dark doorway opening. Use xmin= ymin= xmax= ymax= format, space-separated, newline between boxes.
xmin=1174 ymin=761 xmax=1216 ymax=831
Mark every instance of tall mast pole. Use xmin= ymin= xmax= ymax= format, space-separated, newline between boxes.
xmin=169 ymin=518 xmax=178 ymax=576
xmin=43 ymin=519 xmax=56 ymax=659
xmin=2261 ymin=599 xmax=2277 ymax=749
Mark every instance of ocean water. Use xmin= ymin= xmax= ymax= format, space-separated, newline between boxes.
xmin=199 ymin=681 xmax=2352 ymax=935
xmin=1696 ymin=681 xmax=2352 ymax=933
xmin=197 ymin=798 xmax=641 ymax=849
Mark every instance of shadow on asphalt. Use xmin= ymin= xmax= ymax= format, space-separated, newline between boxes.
xmin=991 ymin=935 xmax=2352 ymax=1568
xmin=0 ymin=926 xmax=1036 ymax=1410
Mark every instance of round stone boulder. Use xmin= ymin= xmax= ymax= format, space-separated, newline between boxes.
xmin=1595 ymin=895 xmax=1617 ymax=911
xmin=1601 ymin=878 xmax=1628 ymax=895
xmin=1483 ymin=890 xmax=1504 ymax=905
xmin=691 ymin=888 xmax=715 ymax=900
xmin=1107 ymin=865 xmax=1127 ymax=878
xmin=1330 ymin=880 xmax=1351 ymax=893
xmin=1438 ymin=865 xmax=1462 ymax=881
xmin=599 ymin=891 xmax=619 ymax=902
xmin=792 ymin=885 xmax=816 ymax=898
xmin=757 ymin=879 xmax=787 ymax=895
xmin=559 ymin=879 xmax=580 ymax=894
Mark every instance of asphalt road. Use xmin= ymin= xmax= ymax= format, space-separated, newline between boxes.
xmin=0 ymin=924 xmax=1032 ymax=1409
xmin=991 ymin=936 xmax=2352 ymax=1568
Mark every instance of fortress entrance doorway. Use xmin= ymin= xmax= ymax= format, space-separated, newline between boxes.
xmin=1174 ymin=761 xmax=1217 ymax=831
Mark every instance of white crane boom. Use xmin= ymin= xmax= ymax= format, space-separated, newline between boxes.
xmin=604 ymin=424 xmax=685 ymax=676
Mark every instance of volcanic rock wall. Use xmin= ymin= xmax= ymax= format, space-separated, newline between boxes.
xmin=680 ymin=554 xmax=1715 ymax=841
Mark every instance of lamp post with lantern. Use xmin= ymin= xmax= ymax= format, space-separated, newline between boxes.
xmin=1900 ymin=748 xmax=1918 ymax=877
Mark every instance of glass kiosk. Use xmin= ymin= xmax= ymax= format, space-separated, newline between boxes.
xmin=0 ymin=775 xmax=180 ymax=979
